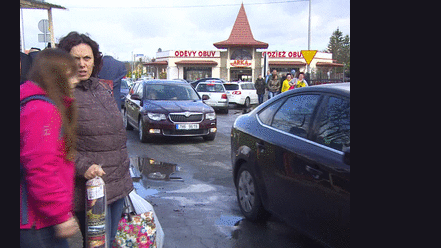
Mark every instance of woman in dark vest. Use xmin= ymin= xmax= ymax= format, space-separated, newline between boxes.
xmin=58 ymin=31 xmax=133 ymax=247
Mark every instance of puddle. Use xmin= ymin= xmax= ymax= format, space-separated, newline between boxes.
xmin=215 ymin=215 xmax=244 ymax=227
xmin=133 ymin=182 xmax=159 ymax=198
xmin=129 ymin=156 xmax=182 ymax=182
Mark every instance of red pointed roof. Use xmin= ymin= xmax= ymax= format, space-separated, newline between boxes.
xmin=213 ymin=3 xmax=268 ymax=49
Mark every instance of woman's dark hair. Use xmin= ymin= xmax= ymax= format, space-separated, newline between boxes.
xmin=28 ymin=48 xmax=78 ymax=161
xmin=57 ymin=31 xmax=102 ymax=77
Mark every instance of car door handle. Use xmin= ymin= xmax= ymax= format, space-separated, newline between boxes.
xmin=305 ymin=165 xmax=323 ymax=180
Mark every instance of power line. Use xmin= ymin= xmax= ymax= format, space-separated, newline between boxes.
xmin=67 ymin=0 xmax=308 ymax=9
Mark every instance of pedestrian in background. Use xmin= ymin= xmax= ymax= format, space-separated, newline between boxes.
xmin=254 ymin=74 xmax=266 ymax=104
xmin=267 ymin=69 xmax=281 ymax=99
xmin=291 ymin=72 xmax=309 ymax=89
xmin=20 ymin=48 xmax=80 ymax=247
xmin=281 ymin=73 xmax=293 ymax=93
xmin=265 ymin=70 xmax=271 ymax=84
xmin=20 ymin=52 xmax=32 ymax=84
xmin=58 ymin=31 xmax=133 ymax=247
xmin=28 ymin=47 xmax=41 ymax=61
xmin=264 ymin=70 xmax=271 ymax=101
xmin=98 ymin=55 xmax=127 ymax=111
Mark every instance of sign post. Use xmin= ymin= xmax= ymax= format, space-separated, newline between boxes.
xmin=38 ymin=19 xmax=50 ymax=47
xmin=301 ymin=50 xmax=317 ymax=83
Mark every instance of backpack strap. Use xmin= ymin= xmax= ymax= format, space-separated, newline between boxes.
xmin=20 ymin=95 xmax=55 ymax=110
xmin=20 ymin=95 xmax=63 ymax=138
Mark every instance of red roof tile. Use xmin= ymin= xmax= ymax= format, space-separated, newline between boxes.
xmin=213 ymin=3 xmax=268 ymax=49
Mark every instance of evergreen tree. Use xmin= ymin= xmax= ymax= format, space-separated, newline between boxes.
xmin=326 ymin=28 xmax=350 ymax=75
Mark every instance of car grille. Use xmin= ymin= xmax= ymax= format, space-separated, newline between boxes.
xmin=169 ymin=112 xmax=204 ymax=123
xmin=163 ymin=129 xmax=209 ymax=136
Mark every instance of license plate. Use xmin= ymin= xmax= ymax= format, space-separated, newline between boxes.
xmin=176 ymin=123 xmax=199 ymax=130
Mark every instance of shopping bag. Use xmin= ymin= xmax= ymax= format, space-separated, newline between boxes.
xmin=128 ymin=190 xmax=154 ymax=214
xmin=112 ymin=190 xmax=164 ymax=248
xmin=128 ymin=190 xmax=164 ymax=248
xmin=112 ymin=211 xmax=157 ymax=248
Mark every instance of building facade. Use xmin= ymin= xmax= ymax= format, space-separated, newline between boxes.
xmin=145 ymin=4 xmax=342 ymax=83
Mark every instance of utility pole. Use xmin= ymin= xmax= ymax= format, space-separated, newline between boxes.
xmin=308 ymin=0 xmax=311 ymax=51
xmin=131 ymin=51 xmax=134 ymax=79
xmin=307 ymin=0 xmax=312 ymax=78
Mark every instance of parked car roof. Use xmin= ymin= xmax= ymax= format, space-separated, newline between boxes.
xmin=310 ymin=82 xmax=350 ymax=93
xmin=278 ymin=82 xmax=350 ymax=96
xmin=225 ymin=81 xmax=252 ymax=84
xmin=140 ymin=79 xmax=189 ymax=85
xmin=249 ymin=82 xmax=350 ymax=115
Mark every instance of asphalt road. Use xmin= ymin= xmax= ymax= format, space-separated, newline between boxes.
xmin=68 ymin=104 xmax=323 ymax=248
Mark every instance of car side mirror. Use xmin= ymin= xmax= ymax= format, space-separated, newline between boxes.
xmin=131 ymin=94 xmax=141 ymax=101
xmin=202 ymin=95 xmax=210 ymax=101
xmin=343 ymin=147 xmax=350 ymax=165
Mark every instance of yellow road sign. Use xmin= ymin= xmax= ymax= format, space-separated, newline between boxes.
xmin=301 ymin=50 xmax=318 ymax=65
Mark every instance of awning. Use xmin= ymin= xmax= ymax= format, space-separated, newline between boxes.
xmin=175 ymin=60 xmax=218 ymax=66
xmin=144 ymin=61 xmax=168 ymax=66
xmin=316 ymin=62 xmax=344 ymax=67
xmin=20 ymin=0 xmax=66 ymax=10
xmin=269 ymin=61 xmax=306 ymax=66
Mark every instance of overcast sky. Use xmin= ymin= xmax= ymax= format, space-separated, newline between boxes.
xmin=20 ymin=0 xmax=349 ymax=61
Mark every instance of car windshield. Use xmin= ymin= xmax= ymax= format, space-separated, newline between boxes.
xmin=223 ymin=84 xmax=239 ymax=91
xmin=145 ymin=84 xmax=200 ymax=101
xmin=196 ymin=83 xmax=225 ymax=92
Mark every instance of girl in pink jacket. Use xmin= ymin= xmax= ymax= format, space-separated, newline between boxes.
xmin=20 ymin=49 xmax=80 ymax=247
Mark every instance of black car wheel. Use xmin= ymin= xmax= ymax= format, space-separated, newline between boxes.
xmin=138 ymin=118 xmax=149 ymax=143
xmin=236 ymin=163 xmax=269 ymax=222
xmin=244 ymin=97 xmax=251 ymax=108
xmin=123 ymin=109 xmax=133 ymax=130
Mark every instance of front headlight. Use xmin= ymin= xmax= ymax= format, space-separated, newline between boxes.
xmin=206 ymin=112 xmax=216 ymax=120
xmin=147 ymin=113 xmax=167 ymax=121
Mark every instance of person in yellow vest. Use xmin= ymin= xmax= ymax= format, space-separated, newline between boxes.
xmin=281 ymin=73 xmax=293 ymax=93
xmin=290 ymin=72 xmax=309 ymax=90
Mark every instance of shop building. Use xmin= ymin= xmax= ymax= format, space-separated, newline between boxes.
xmin=145 ymin=3 xmax=342 ymax=83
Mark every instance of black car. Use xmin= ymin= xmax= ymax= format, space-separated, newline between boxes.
xmin=124 ymin=80 xmax=217 ymax=142
xmin=231 ymin=83 xmax=350 ymax=248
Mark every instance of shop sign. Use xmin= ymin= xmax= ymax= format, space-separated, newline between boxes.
xmin=262 ymin=51 xmax=303 ymax=58
xmin=230 ymin=60 xmax=252 ymax=67
xmin=174 ymin=50 xmax=218 ymax=58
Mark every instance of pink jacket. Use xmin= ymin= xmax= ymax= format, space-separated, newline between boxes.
xmin=20 ymin=81 xmax=75 ymax=229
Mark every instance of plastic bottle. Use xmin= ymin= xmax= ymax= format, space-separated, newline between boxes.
xmin=85 ymin=176 xmax=106 ymax=248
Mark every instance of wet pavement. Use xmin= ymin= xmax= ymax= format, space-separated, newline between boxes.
xmin=68 ymin=105 xmax=324 ymax=248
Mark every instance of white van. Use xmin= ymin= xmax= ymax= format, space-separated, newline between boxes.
xmin=223 ymin=82 xmax=258 ymax=108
